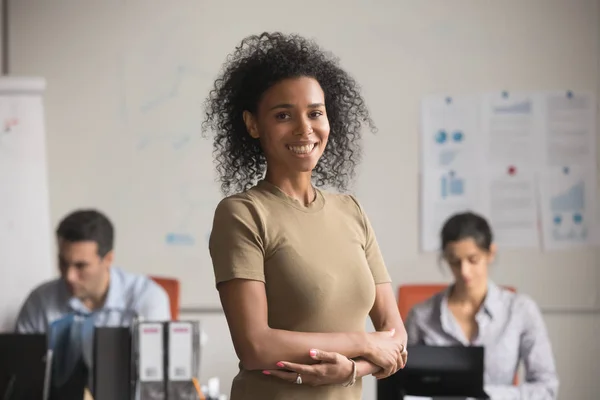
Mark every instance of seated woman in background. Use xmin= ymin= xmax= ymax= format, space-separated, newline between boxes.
xmin=405 ymin=212 xmax=559 ymax=399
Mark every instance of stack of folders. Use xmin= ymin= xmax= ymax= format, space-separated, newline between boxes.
xmin=131 ymin=320 xmax=201 ymax=400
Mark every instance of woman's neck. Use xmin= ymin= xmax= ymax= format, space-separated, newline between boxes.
xmin=449 ymin=282 xmax=488 ymax=311
xmin=265 ymin=169 xmax=315 ymax=205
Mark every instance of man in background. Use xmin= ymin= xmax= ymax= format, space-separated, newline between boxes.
xmin=14 ymin=209 xmax=171 ymax=392
xmin=15 ymin=208 xmax=171 ymax=332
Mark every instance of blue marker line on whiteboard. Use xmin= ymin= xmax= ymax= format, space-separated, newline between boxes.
xmin=165 ymin=233 xmax=195 ymax=246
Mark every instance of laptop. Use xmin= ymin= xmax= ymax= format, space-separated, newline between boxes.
xmin=377 ymin=345 xmax=489 ymax=400
xmin=0 ymin=333 xmax=51 ymax=400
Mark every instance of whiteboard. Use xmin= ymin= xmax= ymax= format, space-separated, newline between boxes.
xmin=0 ymin=77 xmax=54 ymax=331
xmin=9 ymin=0 xmax=600 ymax=311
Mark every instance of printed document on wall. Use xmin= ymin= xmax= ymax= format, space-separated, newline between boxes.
xmin=480 ymin=92 xmax=542 ymax=168
xmin=538 ymin=166 xmax=598 ymax=250
xmin=420 ymin=95 xmax=482 ymax=171
xmin=420 ymin=168 xmax=485 ymax=252
xmin=420 ymin=90 xmax=598 ymax=253
xmin=484 ymin=166 xmax=540 ymax=248
xmin=540 ymin=91 xmax=596 ymax=168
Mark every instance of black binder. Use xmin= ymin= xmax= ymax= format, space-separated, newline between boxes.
xmin=93 ymin=327 xmax=132 ymax=400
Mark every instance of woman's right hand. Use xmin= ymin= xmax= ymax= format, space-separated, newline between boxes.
xmin=364 ymin=329 xmax=406 ymax=378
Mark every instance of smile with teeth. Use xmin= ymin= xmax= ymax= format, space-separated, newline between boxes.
xmin=287 ymin=143 xmax=316 ymax=154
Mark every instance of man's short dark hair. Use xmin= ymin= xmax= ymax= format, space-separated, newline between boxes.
xmin=56 ymin=209 xmax=114 ymax=257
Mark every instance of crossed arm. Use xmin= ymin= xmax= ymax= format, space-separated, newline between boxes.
xmin=219 ymin=278 xmax=407 ymax=379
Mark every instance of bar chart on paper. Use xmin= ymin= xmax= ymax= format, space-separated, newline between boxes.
xmin=440 ymin=170 xmax=465 ymax=199
xmin=539 ymin=166 xmax=597 ymax=250
xmin=549 ymin=178 xmax=587 ymax=242
xmin=421 ymin=167 xmax=484 ymax=252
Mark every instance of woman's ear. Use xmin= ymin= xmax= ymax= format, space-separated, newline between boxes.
xmin=243 ymin=111 xmax=260 ymax=139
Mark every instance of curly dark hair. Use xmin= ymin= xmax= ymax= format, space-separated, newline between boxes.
xmin=201 ymin=32 xmax=376 ymax=196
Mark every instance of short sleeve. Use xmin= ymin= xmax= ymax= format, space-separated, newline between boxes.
xmin=209 ymin=195 xmax=266 ymax=286
xmin=348 ymin=195 xmax=391 ymax=284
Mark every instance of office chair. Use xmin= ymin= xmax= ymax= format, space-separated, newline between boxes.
xmin=150 ymin=276 xmax=180 ymax=320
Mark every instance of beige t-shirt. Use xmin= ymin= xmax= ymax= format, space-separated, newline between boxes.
xmin=209 ymin=180 xmax=391 ymax=400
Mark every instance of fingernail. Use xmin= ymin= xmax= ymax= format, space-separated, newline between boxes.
xmin=262 ymin=370 xmax=270 ymax=375
xmin=309 ymin=349 xmax=317 ymax=357
xmin=390 ymin=328 xmax=396 ymax=336
xmin=276 ymin=362 xmax=284 ymax=368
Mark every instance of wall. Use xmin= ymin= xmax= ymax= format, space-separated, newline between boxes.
xmin=8 ymin=0 xmax=600 ymax=312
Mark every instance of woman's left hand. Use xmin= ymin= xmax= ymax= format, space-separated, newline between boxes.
xmin=263 ymin=349 xmax=354 ymax=387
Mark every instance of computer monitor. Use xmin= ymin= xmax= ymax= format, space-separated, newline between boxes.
xmin=0 ymin=333 xmax=50 ymax=400
xmin=377 ymin=345 xmax=489 ymax=400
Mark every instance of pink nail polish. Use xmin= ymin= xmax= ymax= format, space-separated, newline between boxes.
xmin=262 ymin=370 xmax=271 ymax=375
xmin=309 ymin=350 xmax=317 ymax=357
xmin=276 ymin=362 xmax=284 ymax=368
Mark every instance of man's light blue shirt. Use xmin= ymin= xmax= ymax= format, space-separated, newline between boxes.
xmin=14 ymin=266 xmax=171 ymax=383
xmin=15 ymin=266 xmax=171 ymax=334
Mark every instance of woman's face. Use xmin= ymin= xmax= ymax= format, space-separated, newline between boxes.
xmin=443 ymin=238 xmax=496 ymax=292
xmin=243 ymin=76 xmax=330 ymax=176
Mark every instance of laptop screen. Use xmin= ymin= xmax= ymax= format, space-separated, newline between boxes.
xmin=0 ymin=333 xmax=49 ymax=400
xmin=377 ymin=345 xmax=488 ymax=399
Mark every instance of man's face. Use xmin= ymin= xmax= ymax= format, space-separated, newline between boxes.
xmin=58 ymin=239 xmax=112 ymax=301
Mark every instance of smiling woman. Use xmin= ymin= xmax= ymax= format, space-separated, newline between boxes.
xmin=242 ymin=76 xmax=331 ymax=192
xmin=202 ymin=32 xmax=374 ymax=196
xmin=202 ymin=32 xmax=407 ymax=400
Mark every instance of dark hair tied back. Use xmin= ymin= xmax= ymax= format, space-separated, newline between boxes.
xmin=440 ymin=211 xmax=493 ymax=252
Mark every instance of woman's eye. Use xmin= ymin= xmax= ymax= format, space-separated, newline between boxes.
xmin=309 ymin=111 xmax=323 ymax=118
xmin=275 ymin=112 xmax=290 ymax=120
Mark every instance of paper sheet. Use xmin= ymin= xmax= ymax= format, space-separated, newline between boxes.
xmin=481 ymin=92 xmax=542 ymax=168
xmin=538 ymin=166 xmax=598 ymax=250
xmin=420 ymin=95 xmax=481 ymax=170
xmin=485 ymin=166 xmax=540 ymax=248
xmin=421 ymin=168 xmax=486 ymax=252
xmin=541 ymin=91 xmax=596 ymax=168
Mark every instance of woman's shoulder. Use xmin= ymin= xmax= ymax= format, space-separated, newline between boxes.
xmin=409 ymin=290 xmax=445 ymax=322
xmin=502 ymin=288 xmax=542 ymax=316
xmin=492 ymin=284 xmax=538 ymax=310
xmin=321 ymin=190 xmax=365 ymax=215
xmin=215 ymin=190 xmax=254 ymax=210
xmin=487 ymin=284 xmax=545 ymax=327
xmin=212 ymin=187 xmax=266 ymax=224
